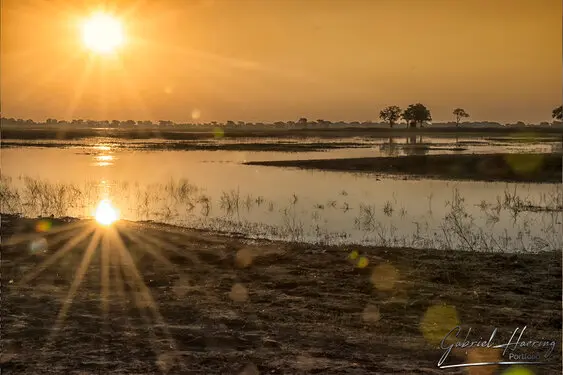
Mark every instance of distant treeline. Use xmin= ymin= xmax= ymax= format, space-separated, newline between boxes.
xmin=1 ymin=116 xmax=562 ymax=130
xmin=3 ymin=104 xmax=562 ymax=130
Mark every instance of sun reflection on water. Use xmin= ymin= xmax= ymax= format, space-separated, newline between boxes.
xmin=93 ymin=145 xmax=112 ymax=151
xmin=96 ymin=155 xmax=114 ymax=162
xmin=93 ymin=143 xmax=115 ymax=166
xmin=94 ymin=199 xmax=120 ymax=226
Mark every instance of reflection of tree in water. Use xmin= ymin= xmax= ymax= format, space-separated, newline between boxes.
xmin=404 ymin=136 xmax=429 ymax=155
xmin=379 ymin=137 xmax=400 ymax=156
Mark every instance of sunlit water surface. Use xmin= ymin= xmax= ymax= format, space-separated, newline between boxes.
xmin=1 ymin=136 xmax=561 ymax=252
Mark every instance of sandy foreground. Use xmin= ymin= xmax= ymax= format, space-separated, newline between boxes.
xmin=1 ymin=214 xmax=561 ymax=374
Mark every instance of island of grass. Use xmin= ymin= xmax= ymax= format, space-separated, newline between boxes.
xmin=1 ymin=214 xmax=561 ymax=373
xmin=246 ymin=153 xmax=563 ymax=183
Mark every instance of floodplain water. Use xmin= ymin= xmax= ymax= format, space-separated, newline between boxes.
xmin=1 ymin=136 xmax=561 ymax=252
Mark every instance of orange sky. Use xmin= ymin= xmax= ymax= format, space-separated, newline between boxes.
xmin=1 ymin=0 xmax=561 ymax=123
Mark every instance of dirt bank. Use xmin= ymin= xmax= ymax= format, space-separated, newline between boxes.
xmin=246 ymin=153 xmax=563 ymax=183
xmin=1 ymin=215 xmax=561 ymax=374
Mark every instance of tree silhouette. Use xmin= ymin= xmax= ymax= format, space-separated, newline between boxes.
xmin=552 ymin=105 xmax=562 ymax=121
xmin=402 ymin=103 xmax=432 ymax=128
xmin=379 ymin=106 xmax=402 ymax=128
xmin=453 ymin=108 xmax=470 ymax=127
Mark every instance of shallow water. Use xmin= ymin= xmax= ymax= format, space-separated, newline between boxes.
xmin=1 ymin=137 xmax=561 ymax=252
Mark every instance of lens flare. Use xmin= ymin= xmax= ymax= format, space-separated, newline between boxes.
xmin=95 ymin=200 xmax=119 ymax=226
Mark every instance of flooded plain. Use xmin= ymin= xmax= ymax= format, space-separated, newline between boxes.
xmin=1 ymin=136 xmax=561 ymax=252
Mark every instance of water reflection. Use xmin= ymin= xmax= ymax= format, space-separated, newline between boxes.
xmin=94 ymin=155 xmax=114 ymax=167
xmin=404 ymin=135 xmax=429 ymax=156
xmin=378 ymin=137 xmax=400 ymax=156
xmin=1 ymin=173 xmax=561 ymax=252
xmin=96 ymin=155 xmax=113 ymax=162
xmin=1 ymin=140 xmax=561 ymax=252
xmin=93 ymin=145 xmax=111 ymax=151
xmin=93 ymin=144 xmax=115 ymax=167
xmin=94 ymin=199 xmax=120 ymax=226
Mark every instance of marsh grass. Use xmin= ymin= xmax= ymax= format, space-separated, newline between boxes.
xmin=383 ymin=201 xmax=394 ymax=217
xmin=219 ymin=189 xmax=241 ymax=216
xmin=280 ymin=204 xmax=304 ymax=242
xmin=1 ymin=175 xmax=561 ymax=252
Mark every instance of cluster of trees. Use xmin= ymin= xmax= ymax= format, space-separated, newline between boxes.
xmin=379 ymin=103 xmax=462 ymax=128
xmin=378 ymin=103 xmax=434 ymax=128
xmin=378 ymin=104 xmax=562 ymax=128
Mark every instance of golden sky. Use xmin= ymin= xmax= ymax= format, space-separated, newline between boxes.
xmin=1 ymin=0 xmax=561 ymax=123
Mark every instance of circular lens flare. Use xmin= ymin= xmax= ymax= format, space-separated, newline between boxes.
xmin=95 ymin=199 xmax=119 ymax=226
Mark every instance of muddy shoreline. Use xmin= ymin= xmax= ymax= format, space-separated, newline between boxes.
xmin=1 ymin=214 xmax=561 ymax=374
xmin=246 ymin=153 xmax=563 ymax=183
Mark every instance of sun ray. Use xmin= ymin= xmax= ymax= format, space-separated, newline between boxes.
xmin=112 ymin=56 xmax=154 ymax=125
xmin=64 ymin=54 xmax=96 ymax=119
xmin=100 ymin=231 xmax=111 ymax=319
xmin=135 ymin=36 xmax=322 ymax=90
xmin=15 ymin=51 xmax=84 ymax=105
xmin=110 ymin=227 xmax=177 ymax=351
xmin=119 ymin=227 xmax=178 ymax=271
xmin=109 ymin=239 xmax=150 ymax=350
xmin=127 ymin=221 xmax=225 ymax=246
xmin=110 ymin=241 xmax=132 ymax=323
xmin=128 ymin=227 xmax=202 ymax=268
xmin=111 ymin=228 xmax=181 ymax=370
xmin=118 ymin=0 xmax=151 ymax=19
xmin=17 ymin=225 xmax=96 ymax=287
xmin=5 ymin=222 xmax=93 ymax=268
xmin=123 ymin=267 xmax=168 ymax=370
xmin=97 ymin=58 xmax=109 ymax=120
xmin=3 ymin=220 xmax=90 ymax=247
xmin=129 ymin=39 xmax=248 ymax=105
xmin=45 ymin=229 xmax=101 ymax=346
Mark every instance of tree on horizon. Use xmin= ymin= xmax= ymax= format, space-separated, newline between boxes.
xmin=453 ymin=108 xmax=470 ymax=127
xmin=379 ymin=106 xmax=402 ymax=128
xmin=552 ymin=105 xmax=562 ymax=121
xmin=402 ymin=103 xmax=432 ymax=128
xmin=297 ymin=118 xmax=308 ymax=126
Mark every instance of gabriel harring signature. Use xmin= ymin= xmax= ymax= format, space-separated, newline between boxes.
xmin=438 ymin=326 xmax=557 ymax=369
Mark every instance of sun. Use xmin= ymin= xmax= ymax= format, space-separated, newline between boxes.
xmin=81 ymin=13 xmax=124 ymax=54
xmin=95 ymin=199 xmax=120 ymax=226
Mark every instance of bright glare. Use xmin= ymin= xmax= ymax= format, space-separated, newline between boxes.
xmin=95 ymin=200 xmax=119 ymax=226
xmin=81 ymin=13 xmax=124 ymax=54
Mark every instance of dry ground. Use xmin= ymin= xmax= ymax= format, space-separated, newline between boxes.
xmin=1 ymin=215 xmax=561 ymax=374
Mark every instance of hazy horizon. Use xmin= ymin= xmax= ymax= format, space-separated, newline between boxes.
xmin=1 ymin=0 xmax=561 ymax=124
